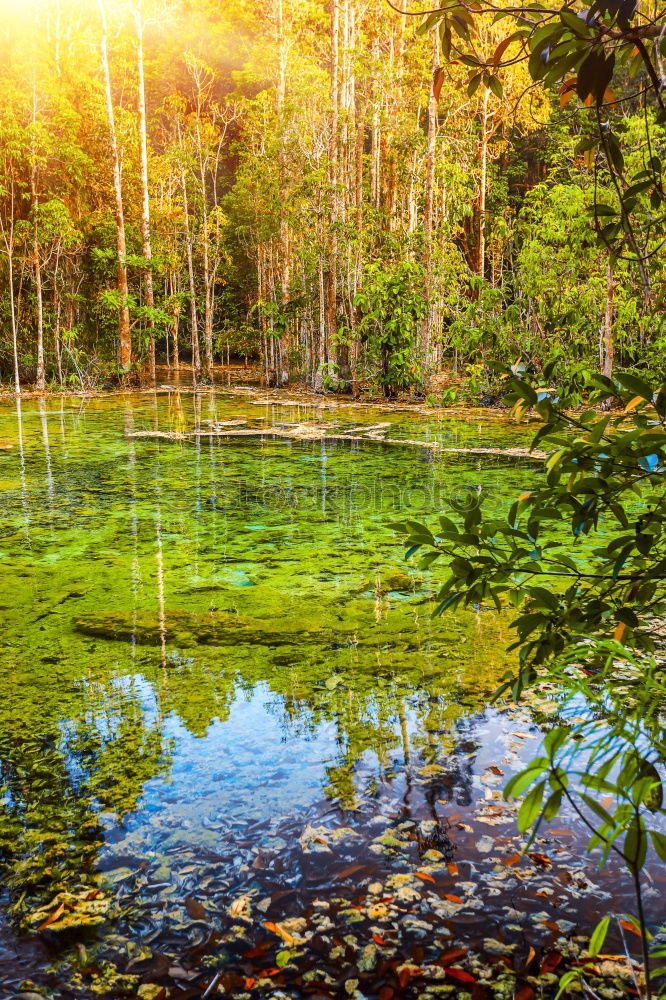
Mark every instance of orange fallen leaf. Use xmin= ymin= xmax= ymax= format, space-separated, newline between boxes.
xmin=335 ymin=863 xmax=365 ymax=880
xmin=38 ymin=902 xmax=66 ymax=931
xmin=373 ymin=933 xmax=388 ymax=946
xmin=540 ymin=951 xmax=563 ymax=976
xmin=245 ymin=978 xmax=256 ymax=989
xmin=504 ymin=853 xmax=522 ymax=866
xmin=525 ymin=946 xmax=536 ymax=970
xmin=528 ymin=852 xmax=553 ymax=868
xmin=398 ymin=966 xmax=423 ymax=987
xmin=446 ymin=862 xmax=459 ymax=876
xmin=244 ymin=943 xmax=271 ymax=959
xmin=444 ymin=893 xmax=463 ymax=903
xmin=414 ymin=871 xmax=435 ymax=883
xmin=516 ymin=987 xmax=536 ymax=1000
xmin=436 ymin=947 xmax=468 ymax=968
xmin=446 ymin=967 xmax=476 ymax=982
xmin=263 ymin=920 xmax=296 ymax=945
xmin=620 ymin=919 xmax=643 ymax=938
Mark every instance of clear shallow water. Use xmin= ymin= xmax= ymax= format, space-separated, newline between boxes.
xmin=0 ymin=390 xmax=661 ymax=997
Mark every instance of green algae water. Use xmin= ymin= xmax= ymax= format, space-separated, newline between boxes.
xmin=0 ymin=390 xmax=660 ymax=998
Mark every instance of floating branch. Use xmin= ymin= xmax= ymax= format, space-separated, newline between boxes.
xmin=126 ymin=421 xmax=546 ymax=459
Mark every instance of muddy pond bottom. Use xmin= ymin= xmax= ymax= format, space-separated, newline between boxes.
xmin=0 ymin=388 xmax=661 ymax=999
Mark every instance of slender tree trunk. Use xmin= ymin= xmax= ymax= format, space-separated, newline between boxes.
xmin=325 ymin=0 xmax=339 ymax=388
xmin=191 ymin=97 xmax=214 ymax=379
xmin=370 ymin=35 xmax=380 ymax=211
xmin=170 ymin=271 xmax=180 ymax=371
xmin=180 ymin=165 xmax=200 ymax=374
xmin=276 ymin=0 xmax=290 ymax=385
xmin=5 ymin=193 xmax=21 ymax=394
xmin=316 ymin=249 xmax=326 ymax=391
xmin=421 ymin=29 xmax=439 ymax=374
xmin=351 ymin=86 xmax=366 ymax=397
xmin=478 ymin=87 xmax=489 ymax=279
xmin=98 ymin=0 xmax=131 ymax=370
xmin=54 ymin=254 xmax=63 ymax=384
xmin=601 ymin=261 xmax=614 ymax=379
xmin=31 ymin=83 xmax=45 ymax=391
xmin=135 ymin=11 xmax=156 ymax=382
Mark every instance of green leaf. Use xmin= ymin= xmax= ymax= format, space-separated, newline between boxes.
xmin=615 ymin=373 xmax=653 ymax=401
xmin=555 ymin=970 xmax=580 ymax=999
xmin=589 ymin=916 xmax=610 ymax=956
xmin=624 ymin=818 xmax=647 ymax=873
xmin=467 ymin=73 xmax=482 ymax=96
xmin=517 ymin=780 xmax=546 ymax=831
xmin=651 ymin=830 xmax=666 ymax=862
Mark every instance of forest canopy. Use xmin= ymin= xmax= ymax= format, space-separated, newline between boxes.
xmin=0 ymin=0 xmax=664 ymax=396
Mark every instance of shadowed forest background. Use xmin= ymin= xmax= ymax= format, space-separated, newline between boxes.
xmin=1 ymin=0 xmax=664 ymax=398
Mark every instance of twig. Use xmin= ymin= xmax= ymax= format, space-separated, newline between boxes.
xmin=618 ymin=917 xmax=644 ymax=998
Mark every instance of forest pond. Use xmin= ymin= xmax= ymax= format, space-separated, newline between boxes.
xmin=0 ymin=388 xmax=663 ymax=998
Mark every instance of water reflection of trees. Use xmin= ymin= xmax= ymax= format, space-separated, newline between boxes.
xmin=0 ymin=687 xmax=172 ymax=920
xmin=0 ymin=392 xmax=516 ymax=924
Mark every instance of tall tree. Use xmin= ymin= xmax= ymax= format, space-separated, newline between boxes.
xmin=97 ymin=0 xmax=131 ymax=371
xmin=134 ymin=2 xmax=156 ymax=382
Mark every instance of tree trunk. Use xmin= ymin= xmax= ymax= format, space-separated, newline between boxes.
xmin=135 ymin=11 xmax=156 ymax=382
xmin=478 ymin=87 xmax=489 ymax=279
xmin=6 ymin=196 xmax=21 ymax=394
xmin=601 ymin=261 xmax=614 ymax=379
xmin=370 ymin=35 xmax=380 ymax=211
xmin=31 ymin=83 xmax=45 ymax=391
xmin=98 ymin=0 xmax=131 ymax=370
xmin=325 ymin=0 xmax=339 ymax=387
xmin=276 ymin=0 xmax=290 ymax=385
xmin=170 ymin=272 xmax=180 ymax=371
xmin=421 ymin=29 xmax=439 ymax=375
xmin=180 ymin=165 xmax=200 ymax=375
xmin=54 ymin=254 xmax=63 ymax=384
xmin=351 ymin=85 xmax=366 ymax=397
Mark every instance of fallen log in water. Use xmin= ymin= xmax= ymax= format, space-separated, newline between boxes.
xmin=126 ymin=422 xmax=546 ymax=459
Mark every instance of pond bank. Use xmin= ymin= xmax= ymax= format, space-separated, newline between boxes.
xmin=0 ymin=364 xmax=513 ymax=422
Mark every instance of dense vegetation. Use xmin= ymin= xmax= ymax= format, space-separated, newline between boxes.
xmin=1 ymin=0 xmax=664 ymax=395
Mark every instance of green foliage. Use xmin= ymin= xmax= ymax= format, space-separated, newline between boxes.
xmin=355 ymin=261 xmax=427 ymax=399
xmin=393 ymin=367 xmax=666 ymax=992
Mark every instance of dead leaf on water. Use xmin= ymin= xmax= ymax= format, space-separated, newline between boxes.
xmin=414 ymin=871 xmax=435 ymax=883
xmin=230 ymin=895 xmax=251 ymax=918
xmin=515 ymin=987 xmax=536 ymax=1000
xmin=185 ymin=897 xmax=206 ymax=920
xmin=540 ymin=950 xmax=563 ymax=975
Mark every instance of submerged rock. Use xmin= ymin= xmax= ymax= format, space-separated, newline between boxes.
xmin=73 ymin=610 xmax=351 ymax=650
